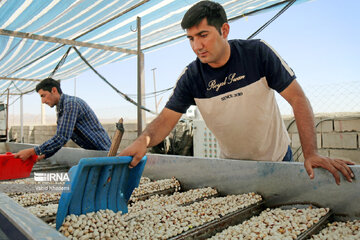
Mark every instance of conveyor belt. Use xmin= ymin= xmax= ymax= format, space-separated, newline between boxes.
xmin=2 ymin=175 xmax=360 ymax=239
xmin=170 ymin=200 xmax=265 ymax=240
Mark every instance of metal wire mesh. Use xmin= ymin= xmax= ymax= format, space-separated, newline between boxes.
xmin=276 ymin=81 xmax=360 ymax=116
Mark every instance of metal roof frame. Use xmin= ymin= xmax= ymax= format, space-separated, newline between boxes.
xmin=0 ymin=0 xmax=308 ymax=141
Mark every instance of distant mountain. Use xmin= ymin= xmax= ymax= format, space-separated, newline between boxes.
xmin=8 ymin=113 xmax=57 ymax=127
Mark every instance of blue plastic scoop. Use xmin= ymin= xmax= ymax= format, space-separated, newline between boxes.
xmin=56 ymin=156 xmax=147 ymax=229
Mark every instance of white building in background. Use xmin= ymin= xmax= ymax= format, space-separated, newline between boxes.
xmin=185 ymin=106 xmax=221 ymax=158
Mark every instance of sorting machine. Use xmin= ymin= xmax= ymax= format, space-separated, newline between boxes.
xmin=0 ymin=142 xmax=359 ymax=239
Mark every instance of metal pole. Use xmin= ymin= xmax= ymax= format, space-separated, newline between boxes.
xmin=5 ymin=89 xmax=9 ymax=141
xmin=141 ymin=52 xmax=146 ymax=129
xmin=20 ymin=94 xmax=23 ymax=143
xmin=151 ymin=68 xmax=158 ymax=114
xmin=0 ymin=77 xmax=41 ymax=82
xmin=137 ymin=17 xmax=142 ymax=136
xmin=41 ymin=103 xmax=46 ymax=125
xmin=0 ymin=29 xmax=136 ymax=54
xmin=74 ymin=77 xmax=76 ymax=96
xmin=137 ymin=16 xmax=146 ymax=136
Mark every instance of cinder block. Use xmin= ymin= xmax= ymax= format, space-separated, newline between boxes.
xmin=118 ymin=145 xmax=129 ymax=153
xmin=317 ymin=133 xmax=322 ymax=149
xmin=103 ymin=123 xmax=116 ymax=132
xmin=107 ymin=131 xmax=116 ymax=139
xmin=44 ymin=130 xmax=55 ymax=136
xmin=123 ymin=123 xmax=138 ymax=132
xmin=290 ymin=133 xmax=321 ymax=149
xmin=41 ymin=136 xmax=52 ymax=142
xmin=315 ymin=118 xmax=333 ymax=132
xmin=291 ymin=134 xmax=301 ymax=148
xmin=48 ymin=130 xmax=56 ymax=136
xmin=33 ymin=126 xmax=42 ymax=131
xmin=10 ymin=125 xmax=36 ymax=144
xmin=123 ymin=131 xmax=138 ymax=141
xmin=103 ymin=122 xmax=138 ymax=133
xmin=33 ymin=133 xmax=42 ymax=138
xmin=107 ymin=131 xmax=137 ymax=143
xmin=22 ymin=132 xmax=30 ymax=137
xmin=322 ymin=133 xmax=357 ymax=149
xmin=334 ymin=119 xmax=360 ymax=132
xmin=291 ymin=147 xmax=304 ymax=162
xmin=11 ymin=126 xmax=20 ymax=131
xmin=284 ymin=117 xmax=297 ymax=133
xmin=329 ymin=149 xmax=360 ymax=164
xmin=318 ymin=149 xmax=330 ymax=158
xmin=118 ymin=139 xmax=134 ymax=152
xmin=284 ymin=116 xmax=335 ymax=134
xmin=11 ymin=132 xmax=18 ymax=141
xmin=34 ymin=135 xmax=47 ymax=143
xmin=41 ymin=125 xmax=56 ymax=132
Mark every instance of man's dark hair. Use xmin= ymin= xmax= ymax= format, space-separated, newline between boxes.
xmin=181 ymin=1 xmax=227 ymax=34
xmin=36 ymin=78 xmax=62 ymax=94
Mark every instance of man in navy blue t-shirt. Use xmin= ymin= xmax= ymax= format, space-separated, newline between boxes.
xmin=120 ymin=1 xmax=354 ymax=185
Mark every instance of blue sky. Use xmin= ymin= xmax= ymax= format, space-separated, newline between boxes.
xmin=12 ymin=0 xmax=360 ymax=124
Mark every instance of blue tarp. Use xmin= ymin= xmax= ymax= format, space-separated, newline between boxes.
xmin=0 ymin=0 xmax=308 ymax=101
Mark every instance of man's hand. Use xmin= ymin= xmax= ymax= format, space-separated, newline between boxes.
xmin=118 ymin=136 xmax=148 ymax=169
xmin=14 ymin=148 xmax=36 ymax=161
xmin=118 ymin=108 xmax=182 ymax=169
xmin=304 ymin=153 xmax=355 ymax=185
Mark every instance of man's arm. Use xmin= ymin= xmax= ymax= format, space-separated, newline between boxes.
xmin=16 ymin=103 xmax=78 ymax=161
xmin=280 ymin=79 xmax=354 ymax=185
xmin=118 ymin=108 xmax=182 ymax=167
xmin=14 ymin=148 xmax=45 ymax=161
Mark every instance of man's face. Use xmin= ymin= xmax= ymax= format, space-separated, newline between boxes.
xmin=186 ymin=18 xmax=229 ymax=68
xmin=38 ymin=88 xmax=60 ymax=108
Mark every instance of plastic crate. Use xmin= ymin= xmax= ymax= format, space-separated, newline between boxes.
xmin=0 ymin=152 xmax=37 ymax=180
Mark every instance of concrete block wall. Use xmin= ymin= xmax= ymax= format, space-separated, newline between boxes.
xmin=9 ymin=126 xmax=34 ymax=143
xmin=285 ymin=115 xmax=360 ymax=164
xmin=8 ymin=114 xmax=360 ymax=164
xmin=102 ymin=122 xmax=138 ymax=153
xmin=9 ymin=122 xmax=139 ymax=154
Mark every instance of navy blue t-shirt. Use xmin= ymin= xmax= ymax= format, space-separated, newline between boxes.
xmin=165 ymin=39 xmax=296 ymax=113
